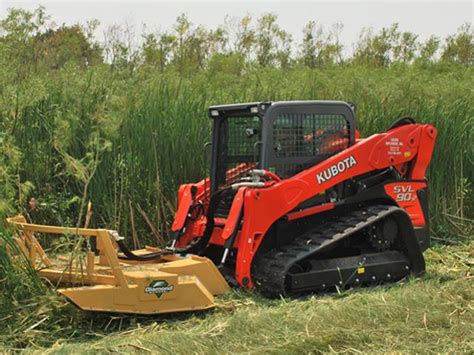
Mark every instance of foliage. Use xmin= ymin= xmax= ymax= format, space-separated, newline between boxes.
xmin=441 ymin=23 xmax=473 ymax=65
xmin=300 ymin=21 xmax=343 ymax=67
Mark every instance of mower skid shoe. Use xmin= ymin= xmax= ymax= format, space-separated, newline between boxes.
xmin=60 ymin=255 xmax=230 ymax=315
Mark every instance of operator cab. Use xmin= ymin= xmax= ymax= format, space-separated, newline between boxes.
xmin=208 ymin=101 xmax=356 ymax=192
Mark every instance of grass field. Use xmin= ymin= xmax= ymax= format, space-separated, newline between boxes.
xmin=0 ymin=242 xmax=472 ymax=353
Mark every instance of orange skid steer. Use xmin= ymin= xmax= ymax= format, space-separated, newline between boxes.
xmin=8 ymin=100 xmax=437 ymax=314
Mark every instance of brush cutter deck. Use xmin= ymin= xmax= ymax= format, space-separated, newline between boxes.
xmin=7 ymin=215 xmax=229 ymax=314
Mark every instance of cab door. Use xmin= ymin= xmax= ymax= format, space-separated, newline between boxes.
xmin=261 ymin=101 xmax=356 ymax=178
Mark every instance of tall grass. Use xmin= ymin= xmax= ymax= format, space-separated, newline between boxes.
xmin=2 ymin=64 xmax=473 ymax=243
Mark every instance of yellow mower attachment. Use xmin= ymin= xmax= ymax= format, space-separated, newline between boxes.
xmin=7 ymin=215 xmax=229 ymax=314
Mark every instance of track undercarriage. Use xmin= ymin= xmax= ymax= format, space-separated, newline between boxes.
xmin=252 ymin=205 xmax=425 ymax=297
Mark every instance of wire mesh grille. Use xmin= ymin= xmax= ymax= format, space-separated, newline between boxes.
xmin=218 ymin=116 xmax=261 ymax=188
xmin=271 ymin=113 xmax=350 ymax=178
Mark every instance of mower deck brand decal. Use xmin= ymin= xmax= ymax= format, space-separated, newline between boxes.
xmin=317 ymin=156 xmax=357 ymax=184
xmin=145 ymin=280 xmax=174 ymax=297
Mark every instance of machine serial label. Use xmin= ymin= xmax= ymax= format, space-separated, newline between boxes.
xmin=145 ymin=280 xmax=174 ymax=298
xmin=317 ymin=156 xmax=358 ymax=184
xmin=385 ymin=137 xmax=403 ymax=156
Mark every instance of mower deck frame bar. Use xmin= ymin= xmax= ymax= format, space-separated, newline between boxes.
xmin=7 ymin=215 xmax=128 ymax=288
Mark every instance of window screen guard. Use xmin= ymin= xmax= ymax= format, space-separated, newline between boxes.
xmin=214 ymin=115 xmax=262 ymax=189
xmin=265 ymin=111 xmax=351 ymax=179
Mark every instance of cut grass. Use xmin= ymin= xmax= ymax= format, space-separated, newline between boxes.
xmin=0 ymin=242 xmax=472 ymax=353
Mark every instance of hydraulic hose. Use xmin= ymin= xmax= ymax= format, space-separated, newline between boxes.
xmin=116 ymin=239 xmax=173 ymax=261
xmin=107 ymin=230 xmax=174 ymax=261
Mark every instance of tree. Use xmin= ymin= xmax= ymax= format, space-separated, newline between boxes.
xmin=275 ymin=30 xmax=292 ymax=68
xmin=301 ymin=21 xmax=317 ymax=68
xmin=417 ymin=36 xmax=440 ymax=64
xmin=168 ymin=14 xmax=230 ymax=73
xmin=392 ymin=31 xmax=418 ymax=63
xmin=172 ymin=14 xmax=192 ymax=72
xmin=300 ymin=21 xmax=344 ymax=68
xmin=255 ymin=13 xmax=292 ymax=67
xmin=0 ymin=6 xmax=49 ymax=77
xmin=34 ymin=25 xmax=103 ymax=69
xmin=103 ymin=21 xmax=140 ymax=71
xmin=0 ymin=7 xmax=101 ymax=74
xmin=142 ymin=32 xmax=176 ymax=72
xmin=353 ymin=24 xmax=419 ymax=67
xmin=441 ymin=23 xmax=473 ymax=65
xmin=233 ymin=15 xmax=255 ymax=58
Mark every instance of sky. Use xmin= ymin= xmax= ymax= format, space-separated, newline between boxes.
xmin=1 ymin=0 xmax=472 ymax=54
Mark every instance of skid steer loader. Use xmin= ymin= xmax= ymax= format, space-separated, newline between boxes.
xmin=8 ymin=100 xmax=437 ymax=313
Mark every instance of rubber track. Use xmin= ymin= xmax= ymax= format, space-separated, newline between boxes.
xmin=252 ymin=204 xmax=405 ymax=297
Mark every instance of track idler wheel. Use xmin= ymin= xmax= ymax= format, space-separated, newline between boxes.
xmin=367 ymin=217 xmax=398 ymax=251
